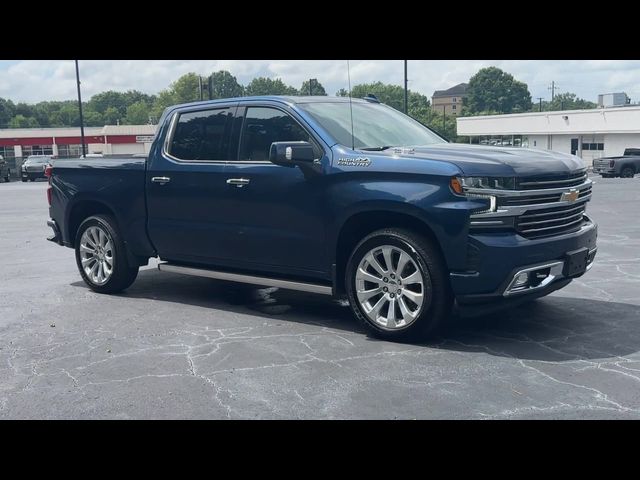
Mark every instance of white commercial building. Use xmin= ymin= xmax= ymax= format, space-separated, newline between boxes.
xmin=456 ymin=106 xmax=640 ymax=168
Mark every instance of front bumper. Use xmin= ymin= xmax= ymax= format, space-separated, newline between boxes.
xmin=452 ymin=216 xmax=597 ymax=314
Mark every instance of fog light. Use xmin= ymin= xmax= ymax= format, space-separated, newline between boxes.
xmin=513 ymin=272 xmax=529 ymax=288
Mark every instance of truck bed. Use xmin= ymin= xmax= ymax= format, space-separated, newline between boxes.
xmin=49 ymin=156 xmax=155 ymax=259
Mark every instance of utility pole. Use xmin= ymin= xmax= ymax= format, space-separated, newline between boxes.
xmin=74 ymin=60 xmax=86 ymax=158
xmin=208 ymin=75 xmax=214 ymax=100
xmin=198 ymin=76 xmax=204 ymax=101
xmin=548 ymin=81 xmax=557 ymax=101
xmin=404 ymin=60 xmax=408 ymax=114
xmin=442 ymin=105 xmax=446 ymax=131
xmin=537 ymin=97 xmax=544 ymax=112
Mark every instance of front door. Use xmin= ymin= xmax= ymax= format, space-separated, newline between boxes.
xmin=218 ymin=104 xmax=328 ymax=277
xmin=146 ymin=104 xmax=238 ymax=264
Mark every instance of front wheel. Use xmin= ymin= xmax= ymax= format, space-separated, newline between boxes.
xmin=75 ymin=214 xmax=139 ymax=294
xmin=345 ymin=228 xmax=453 ymax=342
xmin=620 ymin=167 xmax=635 ymax=178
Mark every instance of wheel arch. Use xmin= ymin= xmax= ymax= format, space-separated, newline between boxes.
xmin=332 ymin=206 xmax=448 ymax=295
xmin=66 ymin=198 xmax=119 ymax=246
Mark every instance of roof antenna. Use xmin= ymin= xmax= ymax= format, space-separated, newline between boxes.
xmin=347 ymin=60 xmax=355 ymax=151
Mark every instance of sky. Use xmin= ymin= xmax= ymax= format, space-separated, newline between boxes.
xmin=1 ymin=60 xmax=640 ymax=104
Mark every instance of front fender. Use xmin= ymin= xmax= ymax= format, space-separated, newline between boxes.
xmin=324 ymin=176 xmax=474 ymax=271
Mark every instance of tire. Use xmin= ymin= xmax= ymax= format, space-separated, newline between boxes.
xmin=74 ymin=214 xmax=139 ymax=294
xmin=345 ymin=228 xmax=453 ymax=342
xmin=621 ymin=167 xmax=635 ymax=178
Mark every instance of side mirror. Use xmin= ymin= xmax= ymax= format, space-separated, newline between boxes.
xmin=269 ymin=141 xmax=315 ymax=167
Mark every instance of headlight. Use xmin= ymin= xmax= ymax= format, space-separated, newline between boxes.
xmin=450 ymin=176 xmax=515 ymax=214
xmin=458 ymin=176 xmax=516 ymax=190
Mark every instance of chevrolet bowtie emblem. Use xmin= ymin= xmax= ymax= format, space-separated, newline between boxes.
xmin=561 ymin=189 xmax=579 ymax=203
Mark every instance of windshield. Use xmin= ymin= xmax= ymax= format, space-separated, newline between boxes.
xmin=298 ymin=101 xmax=446 ymax=150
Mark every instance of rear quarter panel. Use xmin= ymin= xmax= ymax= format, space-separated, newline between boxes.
xmin=50 ymin=158 xmax=155 ymax=257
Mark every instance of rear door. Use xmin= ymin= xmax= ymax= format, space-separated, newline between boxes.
xmin=146 ymin=103 xmax=237 ymax=264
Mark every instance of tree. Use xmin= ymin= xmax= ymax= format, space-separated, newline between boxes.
xmin=0 ymin=98 xmax=16 ymax=127
xmin=350 ymin=82 xmax=405 ymax=110
xmin=336 ymin=88 xmax=349 ymax=97
xmin=83 ymin=110 xmax=104 ymax=127
xmin=87 ymin=91 xmax=129 ymax=116
xmin=8 ymin=114 xmax=39 ymax=128
xmin=60 ymin=103 xmax=82 ymax=126
xmin=150 ymin=72 xmax=202 ymax=120
xmin=169 ymin=73 xmax=202 ymax=104
xmin=464 ymin=67 xmax=532 ymax=114
xmin=546 ymin=92 xmax=596 ymax=111
xmin=300 ymin=80 xmax=327 ymax=96
xmin=244 ymin=77 xmax=298 ymax=96
xmin=208 ymin=70 xmax=244 ymax=99
xmin=125 ymin=101 xmax=151 ymax=124
xmin=103 ymin=107 xmax=120 ymax=125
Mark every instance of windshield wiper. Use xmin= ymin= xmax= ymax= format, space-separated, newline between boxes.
xmin=360 ymin=145 xmax=395 ymax=151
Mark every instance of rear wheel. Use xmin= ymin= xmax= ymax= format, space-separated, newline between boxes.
xmin=345 ymin=228 xmax=453 ymax=341
xmin=75 ymin=214 xmax=139 ymax=293
xmin=621 ymin=166 xmax=635 ymax=178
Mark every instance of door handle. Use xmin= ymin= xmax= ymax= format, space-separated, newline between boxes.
xmin=226 ymin=178 xmax=250 ymax=188
xmin=151 ymin=176 xmax=171 ymax=185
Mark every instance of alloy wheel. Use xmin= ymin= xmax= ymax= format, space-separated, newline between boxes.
xmin=355 ymin=244 xmax=426 ymax=330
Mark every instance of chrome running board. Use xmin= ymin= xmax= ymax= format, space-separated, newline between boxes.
xmin=157 ymin=262 xmax=333 ymax=295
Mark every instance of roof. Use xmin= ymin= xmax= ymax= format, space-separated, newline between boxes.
xmin=432 ymin=83 xmax=468 ymax=98
xmin=167 ymin=95 xmax=376 ymax=110
xmin=456 ymin=105 xmax=640 ymax=136
xmin=101 ymin=124 xmax=157 ymax=135
xmin=0 ymin=124 xmax=156 ymax=139
xmin=0 ymin=127 xmax=103 ymax=138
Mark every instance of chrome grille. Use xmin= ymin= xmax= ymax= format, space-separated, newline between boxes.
xmin=501 ymin=184 xmax=592 ymax=207
xmin=517 ymin=171 xmax=588 ymax=190
xmin=593 ymin=159 xmax=611 ymax=169
xmin=516 ymin=203 xmax=587 ymax=238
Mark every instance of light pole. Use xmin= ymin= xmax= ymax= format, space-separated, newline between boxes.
xmin=74 ymin=60 xmax=86 ymax=158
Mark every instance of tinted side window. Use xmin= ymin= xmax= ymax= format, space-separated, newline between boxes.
xmin=170 ymin=107 xmax=233 ymax=161
xmin=239 ymin=107 xmax=314 ymax=161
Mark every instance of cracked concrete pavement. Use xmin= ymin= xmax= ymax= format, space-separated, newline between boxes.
xmin=1 ymin=176 xmax=639 ymax=419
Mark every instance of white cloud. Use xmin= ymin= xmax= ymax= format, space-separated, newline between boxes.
xmin=1 ymin=60 xmax=640 ymax=104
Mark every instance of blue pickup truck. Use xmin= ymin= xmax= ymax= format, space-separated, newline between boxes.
xmin=45 ymin=95 xmax=597 ymax=340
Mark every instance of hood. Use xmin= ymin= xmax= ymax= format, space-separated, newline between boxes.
xmin=376 ymin=143 xmax=584 ymax=177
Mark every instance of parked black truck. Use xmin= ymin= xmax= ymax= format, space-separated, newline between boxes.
xmin=593 ymin=148 xmax=640 ymax=178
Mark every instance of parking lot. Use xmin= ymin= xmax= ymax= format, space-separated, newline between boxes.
xmin=1 ymin=176 xmax=639 ymax=419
